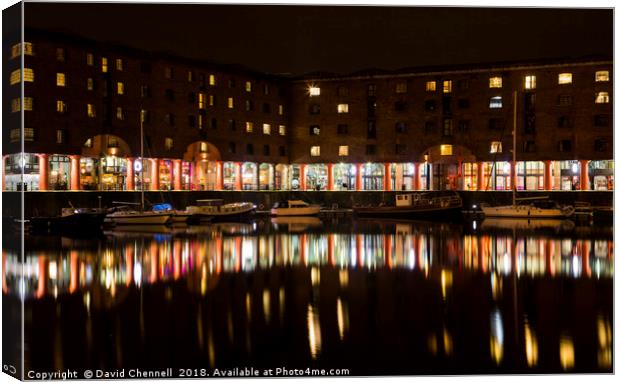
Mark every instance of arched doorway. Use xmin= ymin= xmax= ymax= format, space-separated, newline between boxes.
xmin=275 ymin=164 xmax=289 ymax=190
xmin=361 ymin=163 xmax=384 ymax=190
xmin=184 ymin=141 xmax=221 ymax=190
xmin=241 ymin=162 xmax=258 ymax=190
xmin=82 ymin=134 xmax=132 ymax=190
xmin=259 ymin=163 xmax=274 ymax=190
xmin=420 ymin=144 xmax=475 ymax=191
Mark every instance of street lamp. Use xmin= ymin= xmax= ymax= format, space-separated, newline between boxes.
xmin=424 ymin=153 xmax=430 ymax=190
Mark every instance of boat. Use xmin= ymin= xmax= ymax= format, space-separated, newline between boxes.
xmin=353 ymin=192 xmax=463 ymax=219
xmin=270 ymin=200 xmax=321 ymax=216
xmin=481 ymin=197 xmax=574 ymax=219
xmin=105 ymin=114 xmax=172 ymax=225
xmin=480 ymin=91 xmax=574 ymax=219
xmin=151 ymin=203 xmax=193 ymax=224
xmin=30 ymin=207 xmax=107 ymax=234
xmin=106 ymin=204 xmax=172 ymax=225
xmin=185 ymin=199 xmax=256 ymax=222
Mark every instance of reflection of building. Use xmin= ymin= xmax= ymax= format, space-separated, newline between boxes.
xmin=3 ymin=228 xmax=613 ymax=300
xmin=3 ymin=28 xmax=612 ymax=192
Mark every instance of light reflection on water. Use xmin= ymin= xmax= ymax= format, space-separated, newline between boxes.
xmin=2 ymin=218 xmax=614 ymax=375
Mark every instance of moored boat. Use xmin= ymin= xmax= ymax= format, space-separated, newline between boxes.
xmin=481 ymin=198 xmax=574 ymax=219
xmin=353 ymin=192 xmax=462 ymax=220
xmin=270 ymin=200 xmax=321 ymax=216
xmin=30 ymin=207 xmax=107 ymax=234
xmin=185 ymin=199 xmax=256 ymax=222
xmin=106 ymin=208 xmax=172 ymax=225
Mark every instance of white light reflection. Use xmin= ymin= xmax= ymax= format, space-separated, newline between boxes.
xmin=307 ymin=304 xmax=322 ymax=359
xmin=490 ymin=308 xmax=504 ymax=365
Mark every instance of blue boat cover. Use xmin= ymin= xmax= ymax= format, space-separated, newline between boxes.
xmin=152 ymin=203 xmax=173 ymax=211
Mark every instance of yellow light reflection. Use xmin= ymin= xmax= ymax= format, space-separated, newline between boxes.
xmin=524 ymin=320 xmax=538 ymax=367
xmin=311 ymin=267 xmax=320 ymax=286
xmin=245 ymin=292 xmax=252 ymax=322
xmin=262 ymin=289 xmax=271 ymax=324
xmin=597 ymin=315 xmax=612 ymax=369
xmin=490 ymin=309 xmax=504 ymax=365
xmin=307 ymin=304 xmax=322 ymax=360
xmin=440 ymin=269 xmax=453 ymax=300
xmin=336 ymin=298 xmax=349 ymax=340
xmin=443 ymin=327 xmax=453 ymax=356
xmin=428 ymin=333 xmax=438 ymax=356
xmin=559 ymin=335 xmax=575 ymax=370
xmin=278 ymin=287 xmax=285 ymax=323
xmin=338 ymin=269 xmax=349 ymax=288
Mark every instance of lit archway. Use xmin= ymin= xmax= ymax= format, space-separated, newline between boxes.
xmin=184 ymin=141 xmax=222 ymax=190
xmin=81 ymin=134 xmax=132 ymax=191
xmin=420 ymin=144 xmax=476 ymax=191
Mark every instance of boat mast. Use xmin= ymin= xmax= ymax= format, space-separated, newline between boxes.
xmin=140 ymin=111 xmax=145 ymax=211
xmin=512 ymin=90 xmax=517 ymax=207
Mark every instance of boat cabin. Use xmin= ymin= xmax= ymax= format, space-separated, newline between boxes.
xmin=273 ymin=200 xmax=311 ymax=209
xmin=395 ymin=194 xmax=416 ymax=207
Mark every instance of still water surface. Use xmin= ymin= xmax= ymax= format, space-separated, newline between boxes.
xmin=3 ymin=217 xmax=613 ymax=376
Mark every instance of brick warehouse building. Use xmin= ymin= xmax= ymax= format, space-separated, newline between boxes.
xmin=3 ymin=29 xmax=613 ymax=193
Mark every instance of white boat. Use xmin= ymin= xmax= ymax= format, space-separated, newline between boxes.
xmin=270 ymin=200 xmax=321 ymax=216
xmin=107 ymin=209 xmax=172 ymax=225
xmin=481 ymin=199 xmax=574 ymax=219
xmin=185 ymin=199 xmax=256 ymax=221
xmin=480 ymin=91 xmax=574 ymax=220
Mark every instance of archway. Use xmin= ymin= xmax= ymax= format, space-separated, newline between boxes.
xmin=184 ymin=141 xmax=221 ymax=190
xmin=420 ymin=144 xmax=476 ymax=191
xmin=81 ymin=134 xmax=132 ymax=190
xmin=275 ymin=164 xmax=289 ymax=190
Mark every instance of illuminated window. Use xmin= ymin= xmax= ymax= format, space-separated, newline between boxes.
xmin=339 ymin=145 xmax=349 ymax=156
xmin=56 ymin=130 xmax=66 ymax=144
xmin=87 ymin=78 xmax=94 ymax=91
xmin=595 ymin=70 xmax=609 ymax=82
xmin=279 ymin=125 xmax=286 ymax=135
xmin=23 ymin=97 xmax=33 ymax=111
xmin=198 ymin=93 xmax=206 ymax=109
xmin=489 ymin=76 xmax=502 ymax=88
xmin=56 ymin=100 xmax=67 ymax=114
xmin=116 ymin=107 xmax=124 ymax=120
xmin=245 ymin=81 xmax=252 ymax=92
xmin=198 ymin=115 xmax=204 ymax=129
xmin=426 ymin=81 xmax=436 ymax=91
xmin=209 ymin=74 xmax=216 ymax=86
xmin=227 ymin=97 xmax=234 ymax=109
xmin=117 ymin=82 xmax=124 ymax=95
xmin=10 ymin=99 xmax=20 ymax=112
xmin=595 ymin=92 xmax=609 ymax=104
xmin=101 ymin=57 xmax=108 ymax=73
xmin=309 ymin=86 xmax=321 ymax=96
xmin=490 ymin=141 xmax=502 ymax=153
xmin=165 ymin=138 xmax=173 ymax=151
xmin=187 ymin=70 xmax=194 ymax=82
xmin=115 ymin=58 xmax=123 ymax=71
xmin=263 ymin=123 xmax=271 ymax=135
xmin=558 ymin=73 xmax=572 ymax=84
xmin=440 ymin=144 xmax=453 ymax=156
xmin=86 ymin=53 xmax=94 ymax=65
xmin=24 ymin=68 xmax=34 ymax=82
xmin=443 ymin=80 xmax=452 ymax=93
xmin=246 ymin=122 xmax=254 ymax=133
xmin=11 ymin=42 xmax=34 ymax=58
xmin=56 ymin=48 xmax=65 ymax=61
xmin=337 ymin=104 xmax=349 ymax=113
xmin=56 ymin=73 xmax=66 ymax=87
xmin=310 ymin=125 xmax=320 ymax=136
xmin=87 ymin=104 xmax=96 ymax=118
xmin=209 ymin=95 xmax=215 ymax=106
xmin=11 ymin=69 xmax=34 ymax=85
xmin=278 ymin=104 xmax=284 ymax=115
xmin=200 ymin=142 xmax=208 ymax=152
xmin=310 ymin=146 xmax=321 ymax=156
xmin=396 ymin=82 xmax=407 ymax=93
xmin=10 ymin=69 xmax=20 ymax=85
xmin=489 ymin=96 xmax=503 ymax=109
xmin=525 ymin=75 xmax=536 ymax=89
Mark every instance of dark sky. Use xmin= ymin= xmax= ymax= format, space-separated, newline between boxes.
xmin=25 ymin=3 xmax=613 ymax=75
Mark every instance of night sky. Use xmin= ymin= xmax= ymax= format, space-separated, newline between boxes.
xmin=25 ymin=3 xmax=613 ymax=76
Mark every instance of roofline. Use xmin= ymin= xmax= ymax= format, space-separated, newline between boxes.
xmin=293 ymin=59 xmax=613 ymax=83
